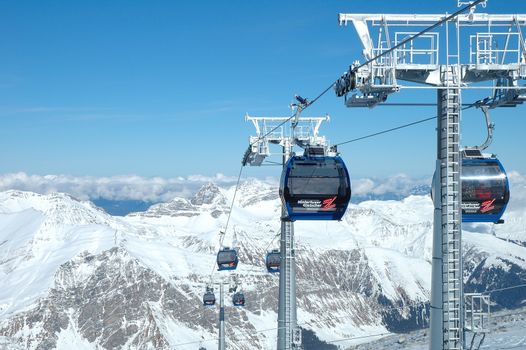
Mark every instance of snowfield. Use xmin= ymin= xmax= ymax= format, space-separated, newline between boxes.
xmin=0 ymin=177 xmax=524 ymax=349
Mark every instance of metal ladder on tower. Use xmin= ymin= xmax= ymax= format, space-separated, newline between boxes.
xmin=278 ymin=218 xmax=296 ymax=350
xmin=285 ymin=221 xmax=293 ymax=349
xmin=441 ymin=16 xmax=463 ymax=350
xmin=285 ymin=220 xmax=302 ymax=349
xmin=278 ymin=137 xmax=299 ymax=350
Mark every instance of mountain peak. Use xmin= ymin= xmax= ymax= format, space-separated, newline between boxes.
xmin=190 ymin=182 xmax=225 ymax=206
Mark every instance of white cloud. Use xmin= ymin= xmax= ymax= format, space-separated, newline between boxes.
xmin=0 ymin=172 xmax=239 ymax=202
xmin=352 ymin=178 xmax=376 ymax=195
xmin=0 ymin=172 xmax=524 ymax=210
xmin=508 ymin=171 xmax=526 ymax=206
xmin=352 ymin=174 xmax=432 ymax=197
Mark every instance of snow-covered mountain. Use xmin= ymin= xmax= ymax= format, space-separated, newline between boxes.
xmin=0 ymin=178 xmax=525 ymax=349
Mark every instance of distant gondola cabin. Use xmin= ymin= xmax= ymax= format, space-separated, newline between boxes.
xmin=203 ymin=289 xmax=216 ymax=306
xmin=217 ymin=247 xmax=239 ymax=271
xmin=232 ymin=292 xmax=245 ymax=307
xmin=266 ymin=250 xmax=280 ymax=273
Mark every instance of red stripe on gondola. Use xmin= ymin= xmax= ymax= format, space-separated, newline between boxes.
xmin=480 ymin=198 xmax=496 ymax=213
xmin=322 ymin=196 xmax=337 ymax=210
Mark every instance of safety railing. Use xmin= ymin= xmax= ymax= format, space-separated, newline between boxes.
xmin=470 ymin=32 xmax=522 ymax=65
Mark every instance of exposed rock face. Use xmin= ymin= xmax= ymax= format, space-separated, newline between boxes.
xmin=1 ymin=248 xmax=225 ymax=349
xmin=1 ymin=248 xmax=171 ymax=349
xmin=132 ymin=198 xmax=197 ymax=217
xmin=191 ymin=183 xmax=226 ymax=206
xmin=129 ymin=183 xmax=228 ymax=218
xmin=377 ymin=294 xmax=430 ymax=333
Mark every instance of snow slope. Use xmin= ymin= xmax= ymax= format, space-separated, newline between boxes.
xmin=0 ymin=178 xmax=524 ymax=349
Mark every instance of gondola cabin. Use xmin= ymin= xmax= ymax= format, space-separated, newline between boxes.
xmin=229 ymin=281 xmax=238 ymax=293
xmin=203 ymin=288 xmax=216 ymax=307
xmin=232 ymin=292 xmax=245 ymax=307
xmin=217 ymin=247 xmax=239 ymax=271
xmin=266 ymin=249 xmax=280 ymax=273
xmin=280 ymin=148 xmax=351 ymax=221
xmin=461 ymin=149 xmax=509 ymax=223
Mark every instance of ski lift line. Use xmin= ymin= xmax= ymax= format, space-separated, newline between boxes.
xmin=325 ymin=332 xmax=392 ymax=344
xmin=482 ymin=282 xmax=526 ymax=295
xmin=263 ymin=231 xmax=281 ymax=254
xmin=169 ymin=325 xmax=390 ymax=348
xmin=323 ymin=310 xmax=526 ymax=347
xmin=334 ymin=115 xmax=437 ymax=146
xmin=296 ymin=281 xmax=526 ymax=328
xmin=378 ymin=103 xmax=440 ymax=107
xmin=207 ymin=165 xmax=244 ymax=283
xmin=263 ymin=160 xmax=283 ymax=166
xmin=221 ymin=165 xmax=244 ymax=247
xmin=333 ymin=103 xmax=478 ymax=147
xmin=309 ymin=81 xmax=337 ymax=106
xmin=351 ymin=0 xmax=486 ymax=72
xmin=497 ymin=344 xmax=526 ymax=350
xmin=398 ymin=85 xmax=526 ymax=90
xmin=180 ymin=283 xmax=526 ymax=349
xmin=377 ymin=103 xmax=481 ymax=107
xmin=170 ymin=325 xmax=291 ymax=348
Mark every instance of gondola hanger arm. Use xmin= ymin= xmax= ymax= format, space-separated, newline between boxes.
xmin=291 ymin=95 xmax=310 ymax=129
xmin=468 ymin=105 xmax=494 ymax=151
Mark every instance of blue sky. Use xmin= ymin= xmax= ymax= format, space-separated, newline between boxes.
xmin=1 ymin=0 xmax=525 ymax=180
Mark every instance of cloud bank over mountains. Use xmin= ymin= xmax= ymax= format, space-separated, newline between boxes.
xmin=0 ymin=172 xmax=240 ymax=202
xmin=0 ymin=171 xmax=524 ymax=207
xmin=352 ymin=174 xmax=431 ymax=197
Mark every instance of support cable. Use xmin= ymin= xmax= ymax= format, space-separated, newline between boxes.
xmin=309 ymin=82 xmax=337 ymax=106
xmin=263 ymin=231 xmax=281 ymax=254
xmin=208 ymin=164 xmax=244 ymax=283
xmin=220 ymin=165 xmax=244 ymax=248
xmin=377 ymin=103 xmax=481 ymax=107
xmin=179 ymin=282 xmax=526 ymax=348
xmin=333 ymin=103 xmax=478 ymax=147
xmin=334 ymin=115 xmax=437 ymax=146
xmin=299 ymin=282 xmax=526 ymax=328
xmin=482 ymin=283 xmax=526 ymax=295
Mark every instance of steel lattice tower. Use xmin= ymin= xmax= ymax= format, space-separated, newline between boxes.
xmin=334 ymin=3 xmax=526 ymax=349
xmin=244 ymin=115 xmax=329 ymax=349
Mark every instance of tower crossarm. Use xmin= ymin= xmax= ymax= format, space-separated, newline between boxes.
xmin=335 ymin=13 xmax=526 ymax=107
xmin=339 ymin=13 xmax=526 ymax=25
xmin=243 ymin=115 xmax=330 ymax=166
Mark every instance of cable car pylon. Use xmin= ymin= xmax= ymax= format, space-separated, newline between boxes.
xmin=200 ymin=281 xmax=224 ymax=349
xmin=218 ymin=280 xmax=225 ymax=350
xmin=244 ymin=110 xmax=333 ymax=349
xmin=334 ymin=1 xmax=526 ymax=349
